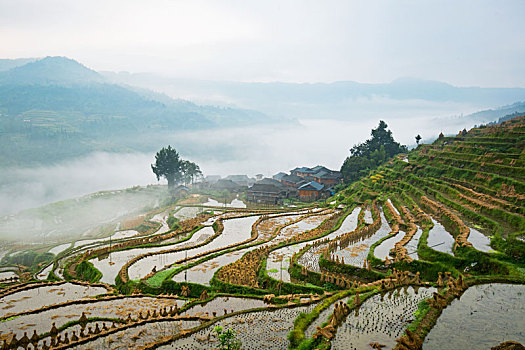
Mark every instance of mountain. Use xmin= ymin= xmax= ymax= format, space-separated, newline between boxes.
xmin=0 ymin=57 xmax=281 ymax=167
xmin=0 ymin=56 xmax=104 ymax=85
xmin=103 ymin=73 xmax=525 ymax=120
xmin=0 ymin=58 xmax=38 ymax=72
xmin=462 ymin=101 xmax=525 ymax=125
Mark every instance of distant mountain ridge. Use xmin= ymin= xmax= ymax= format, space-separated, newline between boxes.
xmin=103 ymin=72 xmax=525 ymax=119
xmin=0 ymin=56 xmax=280 ymax=167
xmin=0 ymin=58 xmax=39 ymax=72
xmin=0 ymin=56 xmax=273 ymax=125
xmin=0 ymin=56 xmax=103 ymax=85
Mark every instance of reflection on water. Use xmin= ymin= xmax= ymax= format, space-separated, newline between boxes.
xmin=405 ymin=228 xmax=423 ymax=260
xmin=173 ymin=212 xmax=306 ymax=285
xmin=467 ymin=227 xmax=492 ymax=253
xmin=91 ymin=226 xmax=214 ymax=284
xmin=374 ymin=231 xmax=406 ymax=260
xmin=424 ymin=283 xmax=525 ymax=349
xmin=427 ymin=219 xmax=455 ymax=255
xmin=173 ymin=247 xmax=249 ymax=286
xmin=48 ymin=243 xmax=71 ymax=255
xmin=332 ymin=286 xmax=436 ymax=350
xmin=333 ymin=210 xmax=391 ymax=267
xmin=0 ymin=297 xmax=186 ymax=338
xmin=158 ymin=303 xmax=318 ymax=350
xmin=297 ymin=208 xmax=361 ymax=273
xmin=266 ymin=213 xmax=337 ymax=281
xmin=363 ymin=209 xmax=374 ymax=224
xmin=0 ymin=283 xmax=107 ymax=318
xmin=127 ymin=216 xmax=258 ymax=280
xmin=202 ymin=198 xmax=246 ymax=208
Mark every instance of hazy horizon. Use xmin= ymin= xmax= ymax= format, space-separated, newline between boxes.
xmin=1 ymin=0 xmax=524 ymax=87
xmin=1 ymin=1 xmax=524 ymax=219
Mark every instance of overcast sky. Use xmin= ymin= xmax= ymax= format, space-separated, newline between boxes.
xmin=1 ymin=0 xmax=524 ymax=87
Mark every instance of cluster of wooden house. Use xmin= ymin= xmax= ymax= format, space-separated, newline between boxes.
xmin=246 ymin=165 xmax=342 ymax=204
xmin=195 ymin=175 xmax=256 ymax=192
xmin=188 ymin=166 xmax=340 ymax=205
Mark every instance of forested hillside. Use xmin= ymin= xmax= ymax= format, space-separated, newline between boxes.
xmin=0 ymin=57 xmax=275 ymax=167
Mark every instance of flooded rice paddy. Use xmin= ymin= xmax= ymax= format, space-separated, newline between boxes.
xmin=0 ymin=283 xmax=108 ymax=318
xmin=70 ymin=320 xmax=202 ymax=350
xmin=91 ymin=226 xmax=214 ymax=284
xmin=331 ymin=286 xmax=436 ymax=350
xmin=48 ymin=243 xmax=71 ymax=256
xmin=467 ymin=227 xmax=492 ymax=253
xmin=404 ymin=227 xmax=423 ymax=260
xmin=297 ymin=208 xmax=361 ymax=273
xmin=3 ymin=197 xmax=524 ymax=350
xmin=173 ymin=207 xmax=203 ymax=220
xmin=363 ymin=209 xmax=374 ymax=224
xmin=424 ymin=283 xmax=525 ymax=349
xmin=157 ymin=304 xmax=318 ymax=350
xmin=374 ymin=231 xmax=406 ymax=260
xmin=173 ymin=247 xmax=249 ymax=286
xmin=427 ymin=219 xmax=455 ymax=255
xmin=266 ymin=212 xmax=338 ymax=282
xmin=333 ymin=210 xmax=391 ymax=267
xmin=183 ymin=296 xmax=267 ymax=318
xmin=201 ymin=198 xmax=247 ymax=208
xmin=127 ymin=216 xmax=259 ymax=281
xmin=0 ymin=297 xmax=187 ymax=338
xmin=172 ymin=212 xmax=318 ymax=285
xmin=305 ymin=295 xmax=348 ymax=338
xmin=0 ymin=271 xmax=17 ymax=280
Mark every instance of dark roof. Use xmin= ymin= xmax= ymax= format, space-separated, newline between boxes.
xmin=213 ymin=179 xmax=241 ymax=189
xmin=281 ymin=174 xmax=303 ymax=183
xmin=298 ymin=181 xmax=324 ymax=191
xmin=225 ymin=175 xmax=250 ymax=181
xmin=248 ymin=183 xmax=285 ymax=194
xmin=313 ymin=170 xmax=341 ymax=179
xmin=272 ymin=172 xmax=287 ymax=181
xmin=297 ymin=167 xmax=315 ymax=174
xmin=313 ymin=170 xmax=328 ymax=178
xmin=258 ymin=178 xmax=286 ymax=187
xmin=291 ymin=165 xmax=335 ymax=175
xmin=311 ymin=165 xmax=329 ymax=172
xmin=205 ymin=175 xmax=222 ymax=183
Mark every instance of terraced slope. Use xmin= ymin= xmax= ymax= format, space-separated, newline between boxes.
xmin=1 ymin=117 xmax=524 ymax=350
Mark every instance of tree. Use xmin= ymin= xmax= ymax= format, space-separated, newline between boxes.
xmin=415 ymin=134 xmax=422 ymax=145
xmin=151 ymin=146 xmax=183 ymax=189
xmin=181 ymin=160 xmax=203 ymax=185
xmin=341 ymin=121 xmax=407 ymax=184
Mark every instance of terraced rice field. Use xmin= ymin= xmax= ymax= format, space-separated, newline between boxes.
xmin=1 ymin=117 xmax=524 ymax=349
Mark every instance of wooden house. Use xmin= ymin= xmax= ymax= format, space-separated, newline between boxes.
xmin=298 ymin=181 xmax=328 ymax=202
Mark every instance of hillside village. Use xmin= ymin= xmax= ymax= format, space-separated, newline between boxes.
xmin=197 ymin=165 xmax=342 ymax=204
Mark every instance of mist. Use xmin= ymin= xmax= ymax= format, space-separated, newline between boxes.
xmin=0 ymin=152 xmax=158 ymax=217
xmin=0 ymin=114 xmax=482 ymax=219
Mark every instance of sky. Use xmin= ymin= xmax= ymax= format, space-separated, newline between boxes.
xmin=1 ymin=0 xmax=524 ymax=87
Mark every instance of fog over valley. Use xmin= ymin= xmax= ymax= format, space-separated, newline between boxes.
xmin=1 ymin=3 xmax=525 ymax=349
xmin=0 ymin=110 xmax=517 ymax=217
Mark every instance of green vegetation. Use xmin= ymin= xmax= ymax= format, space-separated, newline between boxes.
xmin=151 ymin=145 xmax=202 ymax=189
xmin=3 ymin=117 xmax=524 ymax=349
xmin=1 ymin=251 xmax=54 ymax=273
xmin=75 ymin=260 xmax=102 ymax=283
xmin=0 ymin=57 xmax=277 ymax=167
xmin=213 ymin=326 xmax=242 ymax=350
xmin=145 ymin=268 xmax=176 ymax=288
xmin=341 ymin=120 xmax=408 ymax=183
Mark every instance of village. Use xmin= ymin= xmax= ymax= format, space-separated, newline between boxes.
xmin=184 ymin=165 xmax=342 ymax=205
